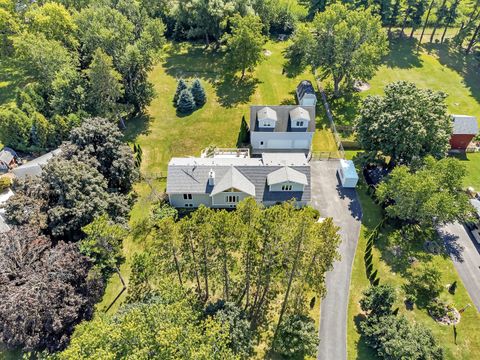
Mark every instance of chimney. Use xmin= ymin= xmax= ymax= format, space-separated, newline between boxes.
xmin=208 ymin=169 xmax=215 ymax=186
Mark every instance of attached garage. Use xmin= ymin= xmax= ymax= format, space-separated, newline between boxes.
xmin=267 ymin=139 xmax=292 ymax=149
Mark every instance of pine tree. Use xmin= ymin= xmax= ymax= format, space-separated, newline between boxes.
xmin=177 ymin=89 xmax=196 ymax=114
xmin=173 ymin=79 xmax=187 ymax=106
xmin=190 ymin=79 xmax=206 ymax=107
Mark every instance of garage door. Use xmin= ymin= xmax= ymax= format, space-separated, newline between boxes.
xmin=267 ymin=140 xmax=292 ymax=149
xmin=293 ymin=140 xmax=309 ymax=149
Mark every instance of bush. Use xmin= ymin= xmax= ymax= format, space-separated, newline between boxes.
xmin=190 ymin=78 xmax=206 ymax=107
xmin=360 ymin=285 xmax=396 ymax=317
xmin=0 ymin=177 xmax=11 ymax=192
xmin=406 ymin=264 xmax=443 ymax=303
xmin=177 ymin=89 xmax=196 ymax=114
xmin=448 ymin=281 xmax=457 ymax=295
xmin=273 ymin=314 xmax=318 ymax=359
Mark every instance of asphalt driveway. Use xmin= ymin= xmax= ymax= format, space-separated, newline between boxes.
xmin=310 ymin=160 xmax=362 ymax=360
xmin=439 ymin=222 xmax=480 ymax=312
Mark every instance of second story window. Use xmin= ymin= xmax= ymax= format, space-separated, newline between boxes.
xmin=183 ymin=194 xmax=193 ymax=200
xmin=296 ymin=121 xmax=304 ymax=127
xmin=281 ymin=184 xmax=293 ymax=191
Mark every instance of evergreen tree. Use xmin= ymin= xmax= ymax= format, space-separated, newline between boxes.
xmin=173 ymin=78 xmax=187 ymax=105
xmin=177 ymin=88 xmax=196 ymax=113
xmin=190 ymin=78 xmax=206 ymax=107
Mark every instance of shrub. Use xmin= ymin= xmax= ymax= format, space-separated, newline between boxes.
xmin=190 ymin=78 xmax=206 ymax=107
xmin=407 ymin=263 xmax=443 ymax=303
xmin=448 ymin=281 xmax=457 ymax=295
xmin=273 ymin=314 xmax=318 ymax=359
xmin=177 ymin=89 xmax=196 ymax=114
xmin=0 ymin=177 xmax=11 ymax=192
xmin=360 ymin=285 xmax=396 ymax=317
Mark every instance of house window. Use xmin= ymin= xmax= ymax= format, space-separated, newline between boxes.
xmin=184 ymin=203 xmax=193 ymax=207
xmin=183 ymin=194 xmax=193 ymax=200
xmin=260 ymin=141 xmax=264 ymax=146
xmin=281 ymin=184 xmax=293 ymax=191
xmin=296 ymin=121 xmax=304 ymax=127
xmin=226 ymin=195 xmax=239 ymax=203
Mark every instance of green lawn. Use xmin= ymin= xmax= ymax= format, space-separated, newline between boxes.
xmin=347 ymin=169 xmax=480 ymax=360
xmin=100 ymin=40 xmax=338 ymax=310
xmin=452 ymin=152 xmax=480 ymax=190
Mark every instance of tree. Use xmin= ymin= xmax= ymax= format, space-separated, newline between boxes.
xmin=85 ymin=48 xmax=124 ymax=117
xmin=430 ymin=0 xmax=448 ymax=42
xmin=406 ymin=263 xmax=444 ymax=302
xmin=26 ymin=2 xmax=78 ymax=48
xmin=308 ymin=3 xmax=388 ymax=97
xmin=376 ymin=157 xmax=473 ymax=227
xmin=174 ymin=78 xmax=188 ymax=105
xmin=191 ymin=78 xmax=206 ymax=107
xmin=409 ymin=0 xmax=428 ymax=38
xmin=80 ymin=214 xmax=127 ymax=279
xmin=66 ymin=117 xmax=139 ymax=193
xmin=51 ymin=66 xmax=86 ymax=116
xmin=356 ymin=81 xmax=452 ymax=165
xmin=0 ymin=226 xmax=103 ymax=352
xmin=360 ymin=314 xmax=445 ymax=359
xmin=177 ymin=88 xmax=196 ymax=113
xmin=441 ymin=0 xmax=460 ymax=43
xmin=273 ymin=313 xmax=318 ymax=359
xmin=11 ymin=31 xmax=75 ymax=91
xmin=0 ymin=0 xmax=20 ymax=55
xmin=55 ymin=286 xmax=238 ymax=359
xmin=0 ymin=105 xmax=32 ymax=151
xmin=285 ymin=24 xmax=315 ymax=71
xmin=360 ymin=285 xmax=396 ymax=317
xmin=223 ymin=14 xmax=266 ymax=80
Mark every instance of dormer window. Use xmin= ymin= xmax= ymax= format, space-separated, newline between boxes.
xmin=296 ymin=121 xmax=304 ymax=127
xmin=258 ymin=106 xmax=277 ymax=129
xmin=290 ymin=107 xmax=310 ymax=129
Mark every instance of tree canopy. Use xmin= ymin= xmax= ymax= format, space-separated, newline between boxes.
xmin=356 ymin=81 xmax=452 ymax=165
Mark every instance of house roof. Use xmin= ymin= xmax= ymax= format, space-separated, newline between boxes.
xmin=257 ymin=106 xmax=278 ymax=122
xmin=296 ymin=80 xmax=316 ymax=100
xmin=267 ymin=166 xmax=308 ymax=186
xmin=12 ymin=149 xmax=61 ymax=180
xmin=340 ymin=160 xmax=359 ymax=180
xmin=452 ymin=115 xmax=478 ymax=135
xmin=211 ymin=166 xmax=256 ymax=196
xmin=250 ymin=105 xmax=315 ymax=133
xmin=261 ymin=153 xmax=308 ymax=166
xmin=289 ymin=107 xmax=310 ymax=122
xmin=167 ymin=157 xmax=311 ymax=203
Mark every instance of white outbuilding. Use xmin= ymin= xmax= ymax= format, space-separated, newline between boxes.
xmin=296 ymin=80 xmax=317 ymax=107
xmin=338 ymin=160 xmax=359 ymax=188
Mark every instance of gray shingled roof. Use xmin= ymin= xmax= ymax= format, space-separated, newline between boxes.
xmin=211 ymin=166 xmax=256 ymax=196
xmin=452 ymin=115 xmax=478 ymax=135
xmin=12 ymin=149 xmax=61 ymax=180
xmin=296 ymin=80 xmax=316 ymax=101
xmin=167 ymin=160 xmax=311 ymax=203
xmin=257 ymin=106 xmax=278 ymax=122
xmin=267 ymin=166 xmax=308 ymax=186
xmin=0 ymin=151 xmax=14 ymax=165
xmin=250 ymin=105 xmax=315 ymax=133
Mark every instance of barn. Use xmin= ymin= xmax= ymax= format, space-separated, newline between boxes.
xmin=450 ymin=115 xmax=478 ymax=150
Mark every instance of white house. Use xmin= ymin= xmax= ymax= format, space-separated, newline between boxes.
xmin=249 ymin=105 xmax=315 ymax=155
xmin=338 ymin=160 xmax=359 ymax=188
xmin=167 ymin=153 xmax=311 ymax=209
xmin=296 ymin=80 xmax=317 ymax=107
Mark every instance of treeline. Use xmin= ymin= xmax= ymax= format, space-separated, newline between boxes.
xmin=0 ymin=117 xmax=138 ymax=354
xmin=0 ymin=0 xmax=165 ymax=152
xmin=91 ymin=199 xmax=340 ymax=358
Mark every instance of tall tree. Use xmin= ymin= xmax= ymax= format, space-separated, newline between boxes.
xmin=441 ymin=0 xmax=460 ymax=43
xmin=309 ymin=3 xmax=388 ymax=97
xmin=419 ymin=0 xmax=436 ymax=44
xmin=430 ymin=0 xmax=448 ymax=42
xmin=0 ymin=226 xmax=103 ymax=352
xmin=223 ymin=14 xmax=266 ymax=80
xmin=85 ymin=48 xmax=124 ymax=117
xmin=0 ymin=105 xmax=32 ymax=151
xmin=356 ymin=81 xmax=451 ymax=165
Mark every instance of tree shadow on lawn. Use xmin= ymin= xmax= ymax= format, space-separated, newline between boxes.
xmin=384 ymin=36 xmax=423 ymax=70
xmin=328 ymin=91 xmax=362 ymax=127
xmin=123 ymin=113 xmax=153 ymax=143
xmin=423 ymin=43 xmax=480 ymax=105
xmin=215 ymin=74 xmax=261 ymax=108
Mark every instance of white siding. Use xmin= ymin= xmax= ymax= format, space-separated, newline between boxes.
xmin=251 ymin=132 xmax=313 ymax=152
xmin=299 ymin=95 xmax=317 ymax=107
xmin=168 ymin=194 xmax=211 ymax=208
xmin=211 ymin=191 xmax=251 ymax=208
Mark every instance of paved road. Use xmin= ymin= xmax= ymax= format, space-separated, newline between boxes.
xmin=310 ymin=160 xmax=362 ymax=360
xmin=439 ymin=222 xmax=480 ymax=312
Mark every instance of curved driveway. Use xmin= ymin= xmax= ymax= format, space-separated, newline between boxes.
xmin=310 ymin=160 xmax=362 ymax=360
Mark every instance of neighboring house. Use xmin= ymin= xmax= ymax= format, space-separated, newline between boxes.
xmin=0 ymin=148 xmax=17 ymax=171
xmin=12 ymin=149 xmax=62 ymax=180
xmin=450 ymin=115 xmax=478 ymax=150
xmin=167 ymin=153 xmax=311 ymax=209
xmin=249 ymin=105 xmax=315 ymax=154
xmin=296 ymin=80 xmax=317 ymax=107
xmin=338 ymin=160 xmax=359 ymax=188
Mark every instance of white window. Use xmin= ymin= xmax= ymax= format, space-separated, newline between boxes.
xmin=281 ymin=184 xmax=293 ymax=191
xmin=183 ymin=194 xmax=192 ymax=200
xmin=296 ymin=121 xmax=304 ymax=127
xmin=226 ymin=195 xmax=239 ymax=203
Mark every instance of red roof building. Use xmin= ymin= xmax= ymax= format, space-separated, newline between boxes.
xmin=450 ymin=115 xmax=478 ymax=150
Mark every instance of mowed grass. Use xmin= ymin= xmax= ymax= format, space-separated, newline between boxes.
xmin=101 ymin=40 xmax=338 ymax=310
xmin=347 ymin=169 xmax=480 ymax=360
